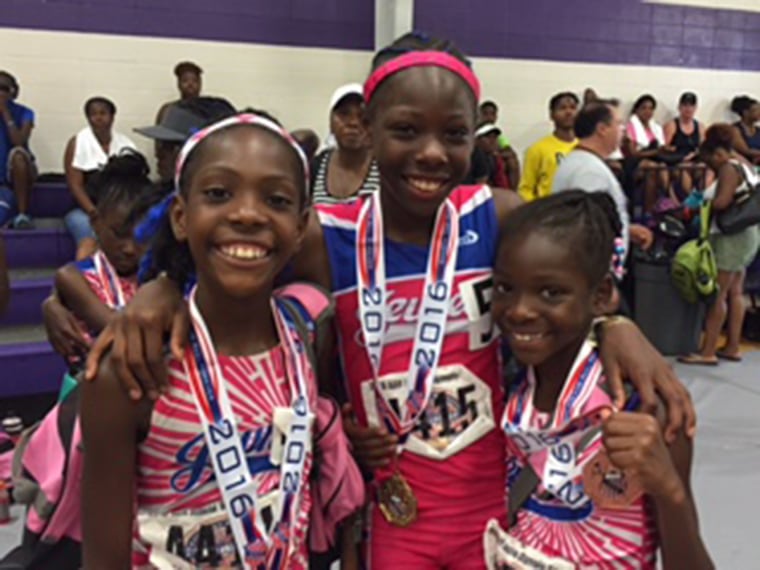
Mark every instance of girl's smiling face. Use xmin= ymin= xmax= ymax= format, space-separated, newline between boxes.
xmin=170 ymin=125 xmax=307 ymax=299
xmin=368 ymin=66 xmax=476 ymax=219
xmin=492 ymin=230 xmax=613 ymax=373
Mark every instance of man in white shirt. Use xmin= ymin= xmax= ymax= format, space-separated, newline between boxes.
xmin=552 ymin=100 xmax=653 ymax=259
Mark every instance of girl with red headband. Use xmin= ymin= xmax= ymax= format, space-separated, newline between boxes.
xmin=84 ymin=33 xmax=695 ymax=569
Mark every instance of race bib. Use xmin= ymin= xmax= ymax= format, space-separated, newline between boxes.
xmin=361 ymin=364 xmax=494 ymax=460
xmin=459 ymin=275 xmax=495 ymax=351
xmin=137 ymin=494 xmax=278 ymax=570
xmin=483 ymin=519 xmax=575 ymax=570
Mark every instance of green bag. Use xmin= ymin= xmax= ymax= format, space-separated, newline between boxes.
xmin=671 ymin=202 xmax=718 ymax=304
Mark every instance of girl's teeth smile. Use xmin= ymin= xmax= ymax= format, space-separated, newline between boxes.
xmin=512 ymin=332 xmax=546 ymax=342
xmin=407 ymin=177 xmax=444 ymax=193
xmin=219 ymin=244 xmax=268 ymax=261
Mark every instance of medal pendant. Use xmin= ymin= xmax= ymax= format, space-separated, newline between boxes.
xmin=378 ymin=472 xmax=418 ymax=527
xmin=582 ymin=450 xmax=643 ymax=509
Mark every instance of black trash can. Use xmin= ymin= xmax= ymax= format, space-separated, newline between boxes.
xmin=632 ymin=255 xmax=705 ymax=356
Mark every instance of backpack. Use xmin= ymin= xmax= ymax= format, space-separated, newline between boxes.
xmin=671 ymin=202 xmax=718 ymax=304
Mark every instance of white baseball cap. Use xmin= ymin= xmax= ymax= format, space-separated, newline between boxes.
xmin=475 ymin=123 xmax=502 ymax=138
xmin=329 ymin=83 xmax=364 ymax=112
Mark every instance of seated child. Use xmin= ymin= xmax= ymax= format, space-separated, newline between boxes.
xmin=484 ymin=190 xmax=713 ymax=569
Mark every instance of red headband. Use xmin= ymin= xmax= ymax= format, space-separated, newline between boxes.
xmin=363 ymin=51 xmax=481 ymax=103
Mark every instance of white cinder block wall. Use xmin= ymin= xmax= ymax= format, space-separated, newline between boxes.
xmin=0 ymin=28 xmax=372 ymax=175
xmin=1 ymin=26 xmax=759 ymax=174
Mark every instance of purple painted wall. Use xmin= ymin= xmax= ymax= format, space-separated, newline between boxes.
xmin=0 ymin=0 xmax=374 ymax=50
xmin=414 ymin=0 xmax=760 ymax=71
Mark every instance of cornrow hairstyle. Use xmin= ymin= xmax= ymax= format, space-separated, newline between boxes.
xmin=367 ymin=31 xmax=476 ymax=115
xmin=138 ymin=114 xmax=306 ymax=289
xmin=84 ymin=96 xmax=117 ymax=117
xmin=86 ymin=150 xmax=166 ymax=225
xmin=500 ymin=190 xmax=623 ymax=286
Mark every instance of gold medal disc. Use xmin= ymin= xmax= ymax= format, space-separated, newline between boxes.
xmin=378 ymin=472 xmax=418 ymax=527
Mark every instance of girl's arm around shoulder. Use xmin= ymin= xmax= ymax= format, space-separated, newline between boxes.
xmin=54 ymin=262 xmax=114 ymax=334
xmin=81 ymin=351 xmax=154 ymax=570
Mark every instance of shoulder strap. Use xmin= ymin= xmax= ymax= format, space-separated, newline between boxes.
xmin=698 ymin=201 xmax=712 ymax=241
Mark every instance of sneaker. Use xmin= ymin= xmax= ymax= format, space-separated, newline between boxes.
xmin=9 ymin=213 xmax=33 ymax=230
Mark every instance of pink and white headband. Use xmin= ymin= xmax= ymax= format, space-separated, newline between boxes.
xmin=174 ymin=113 xmax=311 ymax=196
xmin=363 ymin=51 xmax=481 ymax=104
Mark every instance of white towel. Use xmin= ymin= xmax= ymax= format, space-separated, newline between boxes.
xmin=628 ymin=114 xmax=665 ymax=150
xmin=72 ymin=127 xmax=136 ymax=171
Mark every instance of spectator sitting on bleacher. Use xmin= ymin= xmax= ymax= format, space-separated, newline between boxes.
xmin=625 ymin=94 xmax=672 ymax=213
xmin=135 ymin=96 xmax=236 ymax=190
xmin=42 ymin=97 xmax=236 ymax=357
xmin=63 ymin=97 xmax=137 ymax=260
xmin=663 ymin=92 xmax=707 ymax=196
xmin=155 ymin=61 xmax=202 ymax=125
xmin=679 ymin=125 xmax=760 ymax=366
xmin=517 ymin=91 xmax=579 ymax=202
xmin=552 ymin=99 xmax=653 ymax=261
xmin=310 ymin=83 xmax=379 ymax=204
xmin=0 ymin=71 xmax=36 ymax=230
xmin=730 ymin=95 xmax=760 ymax=165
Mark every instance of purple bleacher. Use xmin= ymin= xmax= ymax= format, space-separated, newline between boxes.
xmin=28 ymin=182 xmax=75 ymax=219
xmin=0 ymin=278 xmax=51 ymax=326
xmin=2 ymin=227 xmax=75 ymax=268
xmin=0 ymin=341 xmax=64 ymax=397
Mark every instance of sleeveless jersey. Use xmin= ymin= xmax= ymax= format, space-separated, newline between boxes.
xmin=75 ymin=253 xmax=138 ymax=310
xmin=133 ymin=291 xmax=320 ymax=569
xmin=502 ymin=353 xmax=658 ymax=568
xmin=317 ymin=185 xmax=505 ymax=520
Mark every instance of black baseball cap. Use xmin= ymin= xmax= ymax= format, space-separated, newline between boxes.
xmin=134 ymin=96 xmax=236 ymax=142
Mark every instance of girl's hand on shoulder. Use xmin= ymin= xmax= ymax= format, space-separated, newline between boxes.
xmin=341 ymin=404 xmax=397 ymax=470
xmin=602 ymin=411 xmax=685 ymax=504
xmin=85 ymin=275 xmax=188 ymax=401
xmin=598 ymin=318 xmax=696 ymax=442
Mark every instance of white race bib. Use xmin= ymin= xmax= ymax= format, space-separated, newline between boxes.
xmin=483 ymin=519 xmax=575 ymax=570
xmin=361 ymin=364 xmax=494 ymax=460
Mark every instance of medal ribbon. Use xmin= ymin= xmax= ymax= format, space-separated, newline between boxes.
xmin=356 ymin=193 xmax=460 ymax=438
xmin=502 ymin=341 xmax=612 ymax=506
xmin=184 ymin=286 xmax=313 ymax=568
xmin=92 ymin=250 xmax=126 ymax=309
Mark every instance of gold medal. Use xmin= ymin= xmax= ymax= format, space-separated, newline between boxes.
xmin=582 ymin=451 xmax=643 ymax=509
xmin=378 ymin=472 xmax=418 ymax=527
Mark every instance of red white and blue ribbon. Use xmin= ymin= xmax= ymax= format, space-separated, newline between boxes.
xmin=184 ymin=285 xmax=313 ymax=568
xmin=92 ymin=250 xmax=126 ymax=309
xmin=502 ymin=341 xmax=612 ymax=507
xmin=356 ymin=192 xmax=460 ymax=439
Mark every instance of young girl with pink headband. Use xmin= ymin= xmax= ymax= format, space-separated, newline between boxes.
xmin=84 ymin=33 xmax=695 ymax=569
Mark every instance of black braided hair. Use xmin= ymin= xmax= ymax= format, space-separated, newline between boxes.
xmin=730 ymin=95 xmax=758 ymax=119
xmin=367 ymin=31 xmax=476 ymax=115
xmin=86 ymin=150 xmax=166 ymax=225
xmin=499 ymin=190 xmax=623 ymax=286
xmin=138 ymin=114 xmax=307 ymax=290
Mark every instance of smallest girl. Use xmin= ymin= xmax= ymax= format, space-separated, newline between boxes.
xmin=81 ymin=114 xmax=361 ymax=569
xmin=485 ymin=191 xmax=713 ymax=569
xmin=54 ymin=151 xmax=164 ymax=396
